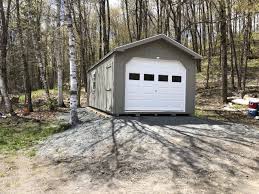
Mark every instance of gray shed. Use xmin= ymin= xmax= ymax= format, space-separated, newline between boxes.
xmin=87 ymin=34 xmax=202 ymax=115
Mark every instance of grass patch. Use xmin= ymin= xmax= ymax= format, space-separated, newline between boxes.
xmin=19 ymin=89 xmax=58 ymax=103
xmin=232 ymin=104 xmax=247 ymax=110
xmin=252 ymin=32 xmax=259 ymax=40
xmin=0 ymin=117 xmax=69 ymax=153
xmin=195 ymin=108 xmax=259 ymax=128
xmin=248 ymin=59 xmax=259 ymax=68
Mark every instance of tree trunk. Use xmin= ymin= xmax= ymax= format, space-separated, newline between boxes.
xmin=0 ymin=0 xmax=14 ymax=114
xmin=106 ymin=0 xmax=110 ymax=52
xmin=0 ymin=0 xmax=10 ymax=93
xmin=124 ymin=0 xmax=132 ymax=42
xmin=175 ymin=0 xmax=182 ymax=43
xmin=64 ymin=0 xmax=79 ymax=125
xmin=100 ymin=0 xmax=109 ymax=55
xmin=98 ymin=3 xmax=103 ymax=59
xmin=201 ymin=0 xmax=207 ymax=56
xmin=205 ymin=1 xmax=213 ymax=89
xmin=242 ymin=12 xmax=252 ymax=91
xmin=135 ymin=0 xmax=143 ymax=40
xmin=32 ymin=36 xmax=51 ymax=101
xmin=219 ymin=0 xmax=228 ymax=103
xmin=55 ymin=0 xmax=65 ymax=107
xmin=187 ymin=2 xmax=200 ymax=72
xmin=0 ymin=73 xmax=13 ymax=114
xmin=28 ymin=0 xmax=52 ymax=109
xmin=16 ymin=0 xmax=33 ymax=112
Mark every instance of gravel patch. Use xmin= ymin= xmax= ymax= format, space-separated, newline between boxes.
xmin=37 ymin=108 xmax=259 ymax=193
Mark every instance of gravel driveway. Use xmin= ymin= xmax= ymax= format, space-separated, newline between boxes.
xmin=38 ymin=108 xmax=259 ymax=193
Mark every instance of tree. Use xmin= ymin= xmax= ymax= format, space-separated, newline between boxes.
xmin=28 ymin=0 xmax=53 ymax=110
xmin=64 ymin=0 xmax=79 ymax=125
xmin=55 ymin=0 xmax=65 ymax=107
xmin=0 ymin=0 xmax=258 ymax=112
xmin=124 ymin=0 xmax=132 ymax=42
xmin=205 ymin=0 xmax=213 ymax=88
xmin=242 ymin=11 xmax=252 ymax=92
xmin=0 ymin=0 xmax=14 ymax=115
xmin=226 ymin=0 xmax=238 ymax=89
xmin=219 ymin=0 xmax=228 ymax=103
xmin=16 ymin=0 xmax=33 ymax=112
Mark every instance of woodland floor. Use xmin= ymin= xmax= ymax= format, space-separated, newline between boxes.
xmin=1 ymin=108 xmax=259 ymax=194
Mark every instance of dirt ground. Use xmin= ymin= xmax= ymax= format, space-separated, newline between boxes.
xmin=1 ymin=154 xmax=259 ymax=194
xmin=1 ymin=108 xmax=259 ymax=194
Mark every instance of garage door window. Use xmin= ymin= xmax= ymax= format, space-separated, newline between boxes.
xmin=158 ymin=75 xmax=168 ymax=82
xmin=172 ymin=76 xmax=181 ymax=82
xmin=144 ymin=74 xmax=154 ymax=81
xmin=129 ymin=73 xmax=140 ymax=80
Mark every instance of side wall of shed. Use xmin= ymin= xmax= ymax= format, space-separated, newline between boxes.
xmin=87 ymin=55 xmax=115 ymax=113
xmin=113 ymin=39 xmax=197 ymax=115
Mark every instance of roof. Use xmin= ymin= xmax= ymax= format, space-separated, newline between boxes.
xmin=88 ymin=34 xmax=202 ymax=72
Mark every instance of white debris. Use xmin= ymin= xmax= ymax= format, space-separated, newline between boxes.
xmin=232 ymin=99 xmax=249 ymax=105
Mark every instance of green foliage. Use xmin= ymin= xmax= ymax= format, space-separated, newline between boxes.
xmin=232 ymin=104 xmax=247 ymax=110
xmin=46 ymin=98 xmax=58 ymax=111
xmin=27 ymin=148 xmax=37 ymax=157
xmin=19 ymin=89 xmax=58 ymax=103
xmin=194 ymin=109 xmax=205 ymax=118
xmin=252 ymin=32 xmax=259 ymax=40
xmin=248 ymin=59 xmax=259 ymax=68
xmin=0 ymin=117 xmax=70 ymax=153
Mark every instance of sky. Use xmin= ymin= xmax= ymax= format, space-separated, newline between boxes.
xmin=110 ymin=0 xmax=120 ymax=7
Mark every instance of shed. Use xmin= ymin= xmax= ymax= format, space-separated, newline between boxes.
xmin=87 ymin=34 xmax=202 ymax=115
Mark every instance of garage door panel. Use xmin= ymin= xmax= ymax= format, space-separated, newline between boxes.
xmin=125 ymin=58 xmax=186 ymax=112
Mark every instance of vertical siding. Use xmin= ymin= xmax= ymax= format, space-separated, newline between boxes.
xmin=88 ymin=55 xmax=114 ymax=113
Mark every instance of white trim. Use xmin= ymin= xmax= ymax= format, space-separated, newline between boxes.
xmin=124 ymin=57 xmax=186 ymax=112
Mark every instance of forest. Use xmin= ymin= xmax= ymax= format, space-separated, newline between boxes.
xmin=1 ymin=0 xmax=259 ymax=193
xmin=0 ymin=0 xmax=259 ymax=123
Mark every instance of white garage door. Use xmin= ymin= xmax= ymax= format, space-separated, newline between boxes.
xmin=125 ymin=57 xmax=186 ymax=112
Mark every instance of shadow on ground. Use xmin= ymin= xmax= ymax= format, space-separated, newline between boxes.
xmin=38 ymin=109 xmax=259 ymax=193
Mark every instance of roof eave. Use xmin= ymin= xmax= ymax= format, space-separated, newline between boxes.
xmin=88 ymin=34 xmax=203 ymax=72
xmin=115 ymin=34 xmax=202 ymax=60
xmin=87 ymin=51 xmax=115 ymax=72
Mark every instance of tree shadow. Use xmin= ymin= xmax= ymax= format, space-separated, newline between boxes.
xmin=50 ymin=114 xmax=259 ymax=192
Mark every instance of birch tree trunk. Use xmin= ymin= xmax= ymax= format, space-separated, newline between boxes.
xmin=0 ymin=0 xmax=14 ymax=114
xmin=64 ymin=0 xmax=79 ymax=125
xmin=0 ymin=0 xmax=10 ymax=93
xmin=55 ymin=0 xmax=65 ymax=107
xmin=0 ymin=73 xmax=13 ymax=114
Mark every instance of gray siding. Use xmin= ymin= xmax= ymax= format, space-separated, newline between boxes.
xmin=113 ymin=39 xmax=197 ymax=115
xmin=87 ymin=55 xmax=114 ymax=113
